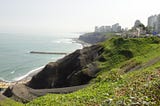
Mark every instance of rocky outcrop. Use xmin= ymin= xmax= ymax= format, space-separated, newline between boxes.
xmin=27 ymin=45 xmax=104 ymax=89
xmin=79 ymin=32 xmax=107 ymax=44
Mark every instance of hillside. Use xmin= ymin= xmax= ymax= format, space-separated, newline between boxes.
xmin=78 ymin=32 xmax=115 ymax=44
xmin=1 ymin=37 xmax=160 ymax=106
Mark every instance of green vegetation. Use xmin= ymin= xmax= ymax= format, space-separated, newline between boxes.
xmin=0 ymin=98 xmax=23 ymax=106
xmin=1 ymin=37 xmax=160 ymax=106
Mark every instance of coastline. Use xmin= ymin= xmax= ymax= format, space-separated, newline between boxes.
xmin=0 ymin=37 xmax=90 ymax=89
xmin=71 ymin=38 xmax=91 ymax=48
xmin=0 ymin=66 xmax=44 ymax=90
xmin=14 ymin=66 xmax=45 ymax=82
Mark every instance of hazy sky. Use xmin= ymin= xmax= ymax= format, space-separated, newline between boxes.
xmin=0 ymin=0 xmax=160 ymax=33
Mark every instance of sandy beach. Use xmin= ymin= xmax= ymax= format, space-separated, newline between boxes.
xmin=0 ymin=81 xmax=10 ymax=89
xmin=0 ymin=66 xmax=44 ymax=90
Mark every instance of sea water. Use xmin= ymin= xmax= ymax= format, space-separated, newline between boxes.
xmin=0 ymin=33 xmax=82 ymax=82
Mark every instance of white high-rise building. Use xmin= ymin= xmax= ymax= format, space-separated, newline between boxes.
xmin=156 ymin=14 xmax=160 ymax=33
xmin=94 ymin=23 xmax=122 ymax=33
xmin=105 ymin=26 xmax=111 ymax=32
xmin=148 ymin=14 xmax=160 ymax=33
xmin=148 ymin=15 xmax=158 ymax=32
xmin=112 ymin=23 xmax=121 ymax=32
xmin=99 ymin=26 xmax=105 ymax=32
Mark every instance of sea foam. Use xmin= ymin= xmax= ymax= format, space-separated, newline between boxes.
xmin=13 ymin=66 xmax=45 ymax=82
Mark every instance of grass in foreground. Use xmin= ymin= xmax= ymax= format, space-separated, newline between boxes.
xmin=0 ymin=98 xmax=23 ymax=106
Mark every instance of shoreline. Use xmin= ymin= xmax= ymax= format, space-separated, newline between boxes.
xmin=0 ymin=66 xmax=44 ymax=89
xmin=14 ymin=66 xmax=45 ymax=82
xmin=71 ymin=38 xmax=91 ymax=48
xmin=0 ymin=37 xmax=89 ymax=89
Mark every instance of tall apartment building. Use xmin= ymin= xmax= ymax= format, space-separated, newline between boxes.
xmin=105 ymin=26 xmax=112 ymax=32
xmin=112 ymin=23 xmax=121 ymax=32
xmin=148 ymin=14 xmax=160 ymax=33
xmin=95 ymin=26 xmax=111 ymax=32
xmin=95 ymin=23 xmax=121 ymax=33
xmin=156 ymin=14 xmax=160 ymax=33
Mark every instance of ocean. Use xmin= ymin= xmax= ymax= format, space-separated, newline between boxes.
xmin=0 ymin=33 xmax=82 ymax=82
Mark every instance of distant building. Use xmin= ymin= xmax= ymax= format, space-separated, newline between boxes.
xmin=156 ymin=14 xmax=160 ymax=33
xmin=95 ymin=26 xmax=106 ymax=32
xmin=105 ymin=26 xmax=112 ymax=32
xmin=112 ymin=23 xmax=121 ymax=32
xmin=95 ymin=26 xmax=111 ymax=32
xmin=94 ymin=23 xmax=122 ymax=33
xmin=148 ymin=15 xmax=158 ymax=32
xmin=95 ymin=26 xmax=99 ymax=32
xmin=99 ymin=26 xmax=105 ymax=32
xmin=124 ymin=28 xmax=128 ymax=32
xmin=147 ymin=14 xmax=160 ymax=33
xmin=148 ymin=15 xmax=157 ymax=28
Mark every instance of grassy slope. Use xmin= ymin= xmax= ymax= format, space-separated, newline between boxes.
xmin=1 ymin=37 xmax=160 ymax=106
xmin=0 ymin=99 xmax=23 ymax=106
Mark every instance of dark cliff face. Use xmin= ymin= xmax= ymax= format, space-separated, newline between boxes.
xmin=27 ymin=45 xmax=104 ymax=89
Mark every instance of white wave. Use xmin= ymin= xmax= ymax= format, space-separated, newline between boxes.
xmin=0 ymin=77 xmax=12 ymax=82
xmin=52 ymin=38 xmax=73 ymax=44
xmin=0 ymin=77 xmax=5 ymax=82
xmin=11 ymin=71 xmax=15 ymax=74
xmin=13 ymin=66 xmax=45 ymax=81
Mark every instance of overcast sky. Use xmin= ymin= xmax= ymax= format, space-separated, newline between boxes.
xmin=0 ymin=0 xmax=160 ymax=34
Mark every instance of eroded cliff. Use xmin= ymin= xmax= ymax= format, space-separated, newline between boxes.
xmin=27 ymin=45 xmax=104 ymax=89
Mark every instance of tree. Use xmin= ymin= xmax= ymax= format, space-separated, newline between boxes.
xmin=138 ymin=24 xmax=146 ymax=30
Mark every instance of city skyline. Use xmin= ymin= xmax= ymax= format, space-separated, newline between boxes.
xmin=0 ymin=0 xmax=160 ymax=34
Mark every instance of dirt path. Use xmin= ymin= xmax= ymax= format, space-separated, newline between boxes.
xmin=127 ymin=57 xmax=160 ymax=72
xmin=28 ymin=84 xmax=88 ymax=97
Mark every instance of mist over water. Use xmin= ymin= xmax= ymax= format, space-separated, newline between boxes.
xmin=0 ymin=33 xmax=82 ymax=82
